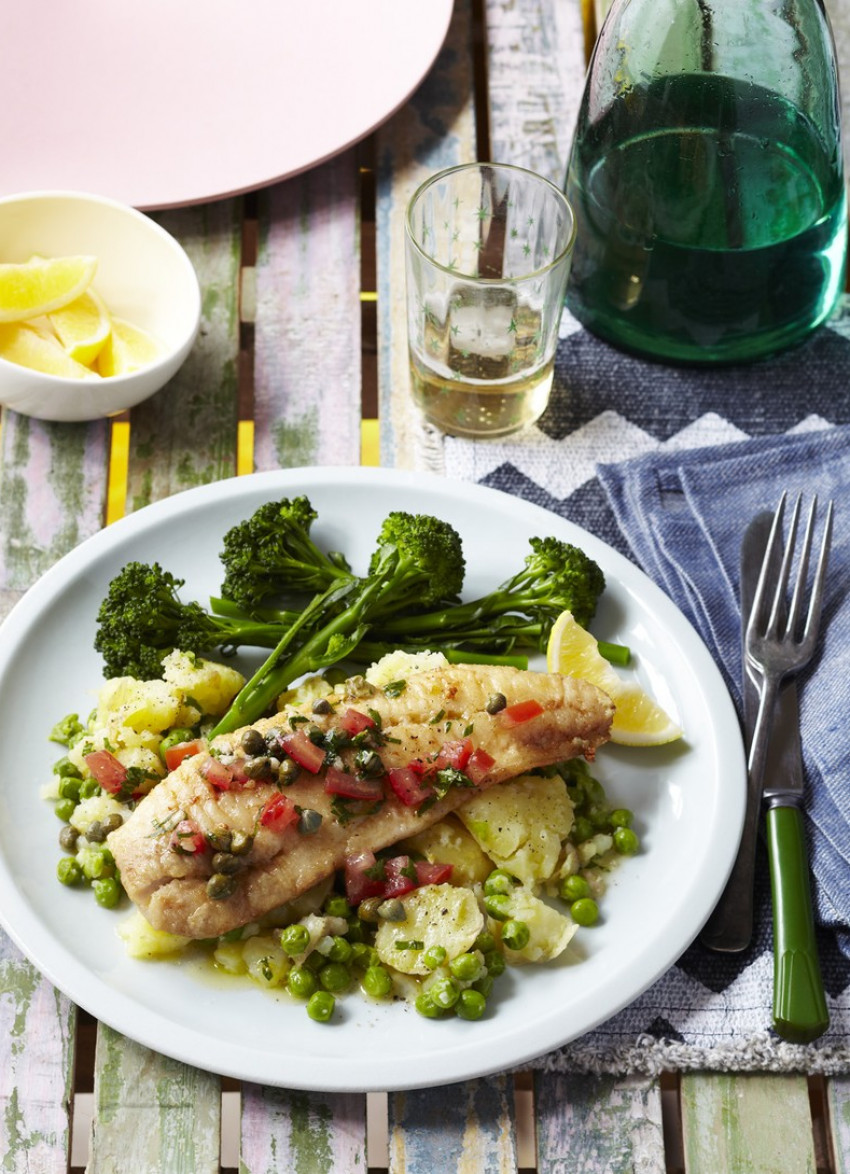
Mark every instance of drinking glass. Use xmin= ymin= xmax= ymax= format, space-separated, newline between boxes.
xmin=565 ymin=0 xmax=847 ymax=364
xmin=405 ymin=162 xmax=575 ymax=437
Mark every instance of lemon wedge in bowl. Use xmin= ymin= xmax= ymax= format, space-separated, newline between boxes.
xmin=48 ymin=288 xmax=111 ymax=366
xmin=0 ymin=255 xmax=98 ymax=323
xmin=97 ymin=316 xmax=160 ymax=376
xmin=546 ymin=610 xmax=683 ymax=747
xmin=0 ymin=322 xmax=97 ymax=379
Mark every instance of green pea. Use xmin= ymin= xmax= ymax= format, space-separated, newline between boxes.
xmin=570 ymin=897 xmax=599 ymax=927
xmin=346 ymin=917 xmax=365 ymax=943
xmin=484 ymin=869 xmax=516 ymax=896
xmin=93 ymin=877 xmax=122 ymax=908
xmin=279 ymin=923 xmax=311 ymax=956
xmin=159 ymin=728 xmax=196 ymax=757
xmin=427 ymin=976 xmax=460 ymax=1009
xmin=422 ymin=945 xmax=448 ymax=971
xmin=483 ymin=894 xmax=511 ymax=922
xmin=306 ymin=990 xmax=335 ymax=1023
xmin=484 ymin=950 xmax=506 ymax=978
xmin=448 ymin=952 xmax=482 ymax=982
xmin=610 ymin=807 xmax=633 ymax=829
xmin=287 ymin=965 xmax=317 ymax=999
xmin=414 ymin=991 xmax=443 ymax=1019
xmin=324 ymin=894 xmax=352 ymax=918
xmin=318 ymin=961 xmax=351 ymax=993
xmin=472 ymin=974 xmax=494 ymax=999
xmin=473 ymin=931 xmax=496 ymax=954
xmin=57 ymin=776 xmax=81 ymax=802
xmin=455 ymin=988 xmax=487 ymax=1020
xmin=351 ymin=943 xmax=379 ymax=970
xmin=54 ymin=797 xmax=77 ymax=823
xmin=501 ymin=920 xmax=530 ymax=951
xmin=79 ymin=778 xmax=101 ymax=800
xmin=558 ymin=874 xmax=591 ymax=902
xmin=57 ymin=857 xmax=84 ymax=886
xmin=53 ymin=756 xmax=82 ymax=779
xmin=361 ymin=965 xmax=393 ymax=998
xmin=323 ymin=936 xmax=353 ymax=964
xmin=572 ymin=816 xmax=594 ymax=843
xmin=614 ymin=827 xmax=640 ymax=855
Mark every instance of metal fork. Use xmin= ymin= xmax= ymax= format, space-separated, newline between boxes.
xmin=746 ymin=492 xmax=833 ymax=792
xmin=746 ymin=491 xmax=833 ymax=1042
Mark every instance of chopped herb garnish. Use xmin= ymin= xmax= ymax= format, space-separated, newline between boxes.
xmin=433 ymin=766 xmax=474 ymax=799
xmin=330 ymin=795 xmax=385 ymax=826
xmin=395 ymin=940 xmax=425 ymax=951
xmin=463 ymin=724 xmax=474 ymax=737
xmin=288 ymin=713 xmax=309 ymax=729
xmin=429 ymin=709 xmax=446 ymax=725
xmin=383 ymin=679 xmax=407 ymax=698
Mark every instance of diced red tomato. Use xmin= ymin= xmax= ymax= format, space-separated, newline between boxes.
xmin=200 ymin=757 xmax=237 ymax=791
xmin=464 ymin=747 xmax=496 ymax=785
xmin=169 ymin=818 xmax=206 ymax=855
xmin=163 ymin=739 xmax=206 ymax=772
xmin=281 ymin=730 xmax=326 ymax=774
xmin=387 ymin=765 xmax=435 ymax=808
xmin=382 ymin=854 xmax=417 ymax=898
xmin=434 ymin=737 xmax=473 ymax=772
xmin=414 ymin=860 xmax=454 ymax=886
xmin=323 ymin=765 xmax=384 ymax=801
xmin=499 ymin=698 xmax=545 ymax=726
xmin=338 ymin=707 xmax=376 ymax=736
xmin=260 ymin=792 xmax=298 ymax=833
xmin=343 ymin=850 xmax=386 ymax=904
xmin=84 ymin=750 xmax=128 ymax=796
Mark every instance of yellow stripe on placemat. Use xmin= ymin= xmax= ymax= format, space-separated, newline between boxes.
xmin=237 ymin=419 xmax=255 ymax=476
xmin=361 ymin=419 xmax=379 ymax=466
xmin=106 ymin=420 xmax=130 ymax=525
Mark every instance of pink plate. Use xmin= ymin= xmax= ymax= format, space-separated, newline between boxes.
xmin=3 ymin=0 xmax=454 ymax=210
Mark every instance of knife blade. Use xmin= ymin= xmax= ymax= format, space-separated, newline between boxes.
xmin=699 ymin=512 xmax=782 ymax=952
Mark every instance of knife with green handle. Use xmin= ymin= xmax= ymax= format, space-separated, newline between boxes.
xmin=744 ymin=512 xmax=829 ymax=1044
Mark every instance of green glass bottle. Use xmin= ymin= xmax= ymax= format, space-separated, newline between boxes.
xmin=565 ymin=0 xmax=847 ymax=364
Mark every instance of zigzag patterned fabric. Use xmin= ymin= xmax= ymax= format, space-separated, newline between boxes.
xmin=442 ymin=302 xmax=850 ymax=1074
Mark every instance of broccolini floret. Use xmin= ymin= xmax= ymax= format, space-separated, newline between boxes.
xmin=219 ymin=496 xmax=352 ymax=611
xmin=209 ymin=512 xmax=465 ymax=735
xmin=93 ymin=562 xmax=296 ymax=680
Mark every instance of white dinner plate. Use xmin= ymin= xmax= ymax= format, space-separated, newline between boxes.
xmin=0 ymin=467 xmax=745 ymax=1092
xmin=2 ymin=1 xmax=453 ymax=209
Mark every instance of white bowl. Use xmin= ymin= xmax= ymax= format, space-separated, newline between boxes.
xmin=0 ymin=191 xmax=201 ymax=422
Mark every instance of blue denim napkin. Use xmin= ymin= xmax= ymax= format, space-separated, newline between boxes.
xmin=596 ymin=424 xmax=850 ymax=954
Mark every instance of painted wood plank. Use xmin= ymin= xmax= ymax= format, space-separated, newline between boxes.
xmin=252 ymin=151 xmax=362 ymax=472
xmin=240 ymin=1083 xmax=367 ymax=1172
xmin=388 ymin=1077 xmax=518 ymax=1173
xmin=125 ymin=200 xmax=243 ymax=512
xmin=486 ymin=0 xmax=588 ymax=186
xmin=827 ymin=1077 xmax=850 ymax=1173
xmin=0 ymin=932 xmax=76 ymax=1173
xmin=0 ymin=413 xmax=109 ymax=619
xmin=680 ymin=1072 xmax=816 ymax=1174
xmin=534 ymin=1071 xmax=665 ymax=1173
xmin=87 ymin=1023 xmax=220 ymax=1174
xmin=374 ymin=0 xmax=477 ymax=473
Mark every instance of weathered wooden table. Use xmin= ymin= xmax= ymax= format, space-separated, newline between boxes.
xmin=2 ymin=1 xmax=849 ymax=1169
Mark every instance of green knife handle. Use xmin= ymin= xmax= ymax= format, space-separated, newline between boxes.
xmin=766 ymin=803 xmax=829 ymax=1043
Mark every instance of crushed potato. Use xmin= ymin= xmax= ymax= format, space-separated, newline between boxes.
xmin=375 ymin=884 xmax=484 ymax=975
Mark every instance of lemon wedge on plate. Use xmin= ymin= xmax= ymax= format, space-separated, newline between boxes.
xmin=546 ymin=610 xmax=683 ymax=747
xmin=0 ymin=255 xmax=98 ymax=323
xmin=0 ymin=322 xmax=97 ymax=379
xmin=97 ymin=316 xmax=160 ymax=377
xmin=48 ymin=288 xmax=111 ymax=366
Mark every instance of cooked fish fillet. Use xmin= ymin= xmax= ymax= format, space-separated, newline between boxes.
xmin=108 ymin=665 xmax=613 ymax=938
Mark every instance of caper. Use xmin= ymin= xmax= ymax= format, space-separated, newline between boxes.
xmin=311 ymin=697 xmax=333 ymax=715
xmin=206 ymin=826 xmax=233 ymax=853
xmin=58 ymin=825 xmax=79 ymax=852
xmin=229 ymin=830 xmax=254 ymax=856
xmin=485 ymin=692 xmax=507 ymax=715
xmin=377 ymin=898 xmax=406 ymax=922
xmin=207 ymin=873 xmax=236 ymax=900
xmin=264 ymin=727 xmax=285 ymax=755
xmin=240 ymin=728 xmax=266 ymax=757
xmin=212 ymin=852 xmax=242 ymax=875
xmin=242 ymin=755 xmax=272 ymax=779
xmin=86 ymin=820 xmax=106 ymax=843
xmin=297 ymin=808 xmax=323 ymax=835
xmin=278 ymin=758 xmax=300 ymax=786
xmin=101 ymin=814 xmax=124 ymax=836
xmin=357 ymin=897 xmax=383 ymax=923
xmin=354 ymin=749 xmax=383 ymax=778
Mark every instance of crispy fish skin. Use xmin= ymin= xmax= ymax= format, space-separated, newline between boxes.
xmin=108 ymin=666 xmax=613 ymax=938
